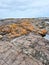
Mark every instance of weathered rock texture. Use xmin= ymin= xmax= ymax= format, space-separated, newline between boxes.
xmin=0 ymin=19 xmax=47 ymax=39
xmin=0 ymin=33 xmax=49 ymax=65
xmin=0 ymin=18 xmax=49 ymax=65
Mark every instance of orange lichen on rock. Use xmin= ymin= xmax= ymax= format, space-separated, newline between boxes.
xmin=17 ymin=27 xmax=27 ymax=35
xmin=20 ymin=21 xmax=35 ymax=31
xmin=0 ymin=21 xmax=47 ymax=38
xmin=8 ymin=32 xmax=21 ymax=38
xmin=6 ymin=24 xmax=28 ymax=38
xmin=9 ymin=23 xmax=18 ymax=28
xmin=38 ymin=29 xmax=47 ymax=35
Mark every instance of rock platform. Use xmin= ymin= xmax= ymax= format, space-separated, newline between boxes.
xmin=0 ymin=18 xmax=49 ymax=65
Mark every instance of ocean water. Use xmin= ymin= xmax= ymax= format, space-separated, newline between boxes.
xmin=44 ymin=34 xmax=49 ymax=40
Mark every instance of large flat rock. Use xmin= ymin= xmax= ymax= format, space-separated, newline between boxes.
xmin=0 ymin=33 xmax=49 ymax=65
xmin=0 ymin=18 xmax=49 ymax=65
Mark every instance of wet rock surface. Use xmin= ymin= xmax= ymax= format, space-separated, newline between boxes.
xmin=0 ymin=18 xmax=49 ymax=65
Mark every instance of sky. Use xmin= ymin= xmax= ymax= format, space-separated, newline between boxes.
xmin=0 ymin=0 xmax=49 ymax=19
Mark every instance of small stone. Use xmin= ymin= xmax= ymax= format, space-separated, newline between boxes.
xmin=40 ymin=57 xmax=43 ymax=61
xmin=38 ymin=29 xmax=47 ymax=36
xmin=0 ymin=35 xmax=3 ymax=39
xmin=44 ymin=60 xmax=47 ymax=64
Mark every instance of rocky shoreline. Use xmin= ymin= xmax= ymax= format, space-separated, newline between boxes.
xmin=0 ymin=18 xmax=49 ymax=65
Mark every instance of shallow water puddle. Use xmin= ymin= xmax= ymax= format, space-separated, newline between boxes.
xmin=44 ymin=34 xmax=49 ymax=40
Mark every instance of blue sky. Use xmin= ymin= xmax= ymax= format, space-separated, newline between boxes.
xmin=0 ymin=0 xmax=49 ymax=19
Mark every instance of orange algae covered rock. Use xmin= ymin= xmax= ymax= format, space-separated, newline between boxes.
xmin=0 ymin=21 xmax=47 ymax=38
xmin=8 ymin=32 xmax=21 ymax=38
xmin=20 ymin=21 xmax=35 ymax=31
xmin=9 ymin=23 xmax=18 ymax=28
xmin=7 ymin=25 xmax=27 ymax=38
xmin=38 ymin=29 xmax=47 ymax=35
xmin=18 ymin=27 xmax=27 ymax=35
xmin=8 ymin=23 xmax=19 ymax=31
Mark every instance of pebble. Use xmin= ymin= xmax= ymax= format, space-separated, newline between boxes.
xmin=44 ymin=60 xmax=47 ymax=64
xmin=0 ymin=35 xmax=3 ymax=39
xmin=40 ymin=57 xmax=43 ymax=61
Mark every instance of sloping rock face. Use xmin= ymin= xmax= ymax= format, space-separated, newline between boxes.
xmin=0 ymin=33 xmax=49 ymax=65
xmin=0 ymin=18 xmax=49 ymax=65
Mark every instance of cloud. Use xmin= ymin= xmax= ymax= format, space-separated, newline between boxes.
xmin=0 ymin=0 xmax=49 ymax=18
